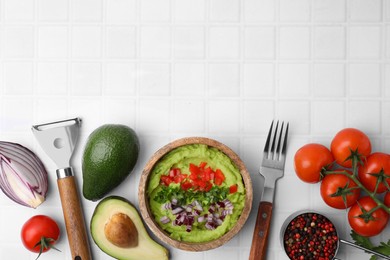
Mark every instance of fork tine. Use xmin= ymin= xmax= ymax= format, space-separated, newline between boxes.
xmin=270 ymin=120 xmax=279 ymax=157
xmin=263 ymin=120 xmax=274 ymax=157
xmin=282 ymin=122 xmax=289 ymax=155
xmin=275 ymin=121 xmax=284 ymax=156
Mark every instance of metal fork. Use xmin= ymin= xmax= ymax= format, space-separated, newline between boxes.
xmin=249 ymin=120 xmax=289 ymax=260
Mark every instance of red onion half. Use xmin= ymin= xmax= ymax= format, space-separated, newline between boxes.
xmin=0 ymin=141 xmax=48 ymax=208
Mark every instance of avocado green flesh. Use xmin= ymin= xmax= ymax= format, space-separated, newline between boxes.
xmin=91 ymin=196 xmax=169 ymax=260
xmin=82 ymin=124 xmax=139 ymax=201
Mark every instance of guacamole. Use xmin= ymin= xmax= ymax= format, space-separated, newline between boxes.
xmin=147 ymin=144 xmax=246 ymax=243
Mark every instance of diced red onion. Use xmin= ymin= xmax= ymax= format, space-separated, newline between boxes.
xmin=186 ymin=225 xmax=192 ymax=232
xmin=160 ymin=216 xmax=170 ymax=224
xmin=172 ymin=206 xmax=183 ymax=215
xmin=205 ymin=222 xmax=216 ymax=230
xmin=197 ymin=216 xmax=205 ymax=223
xmin=0 ymin=141 xmax=48 ymax=208
xmin=172 ymin=198 xmax=178 ymax=205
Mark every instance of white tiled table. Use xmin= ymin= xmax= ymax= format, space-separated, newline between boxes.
xmin=0 ymin=0 xmax=389 ymax=259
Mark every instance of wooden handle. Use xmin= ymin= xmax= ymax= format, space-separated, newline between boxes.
xmin=249 ymin=201 xmax=273 ymax=260
xmin=57 ymin=176 xmax=92 ymax=260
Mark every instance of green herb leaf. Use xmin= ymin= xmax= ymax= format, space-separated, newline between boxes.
xmin=351 ymin=230 xmax=390 ymax=259
xmin=154 ymin=185 xmax=230 ymax=206
xmin=350 ymin=230 xmax=374 ymax=249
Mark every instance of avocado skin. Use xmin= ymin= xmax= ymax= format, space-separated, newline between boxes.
xmin=90 ymin=196 xmax=169 ymax=260
xmin=82 ymin=124 xmax=139 ymax=201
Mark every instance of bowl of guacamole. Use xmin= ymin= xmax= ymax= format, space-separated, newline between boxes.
xmin=138 ymin=137 xmax=253 ymax=251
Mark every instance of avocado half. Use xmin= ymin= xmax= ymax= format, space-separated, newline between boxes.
xmin=91 ymin=196 xmax=169 ymax=260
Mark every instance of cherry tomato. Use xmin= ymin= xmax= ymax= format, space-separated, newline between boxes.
xmin=385 ymin=192 xmax=390 ymax=208
xmin=330 ymin=128 xmax=371 ymax=168
xmin=348 ymin=196 xmax=389 ymax=237
xmin=21 ymin=215 xmax=60 ymax=257
xmin=358 ymin=152 xmax=390 ymax=193
xmin=294 ymin=143 xmax=334 ymax=183
xmin=320 ymin=171 xmax=360 ymax=209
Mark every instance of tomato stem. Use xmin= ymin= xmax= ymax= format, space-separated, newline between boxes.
xmin=324 ymin=170 xmax=390 ymax=215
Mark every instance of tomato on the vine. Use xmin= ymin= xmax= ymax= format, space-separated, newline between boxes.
xmin=348 ymin=196 xmax=389 ymax=237
xmin=21 ymin=215 xmax=60 ymax=258
xmin=330 ymin=128 xmax=371 ymax=168
xmin=358 ymin=152 xmax=390 ymax=194
xmin=294 ymin=143 xmax=334 ymax=183
xmin=320 ymin=171 xmax=360 ymax=209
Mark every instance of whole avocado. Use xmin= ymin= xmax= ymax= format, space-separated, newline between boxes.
xmin=82 ymin=124 xmax=139 ymax=201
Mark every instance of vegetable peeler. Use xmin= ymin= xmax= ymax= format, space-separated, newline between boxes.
xmin=32 ymin=118 xmax=92 ymax=260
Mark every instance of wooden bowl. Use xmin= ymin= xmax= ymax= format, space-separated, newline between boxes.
xmin=138 ymin=137 xmax=253 ymax=251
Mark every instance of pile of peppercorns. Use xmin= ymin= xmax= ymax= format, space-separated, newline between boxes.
xmin=283 ymin=212 xmax=339 ymax=260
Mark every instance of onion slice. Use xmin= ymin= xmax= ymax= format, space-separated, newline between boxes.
xmin=0 ymin=141 xmax=48 ymax=208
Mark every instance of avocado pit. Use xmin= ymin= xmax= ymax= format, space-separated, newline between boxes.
xmin=104 ymin=213 xmax=138 ymax=248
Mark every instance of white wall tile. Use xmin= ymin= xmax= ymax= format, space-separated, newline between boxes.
xmin=313 ymin=0 xmax=345 ymax=22
xmin=349 ymin=26 xmax=381 ymax=59
xmin=106 ymin=0 xmax=136 ymax=22
xmin=105 ymin=63 xmax=136 ymax=96
xmin=37 ymin=62 xmax=68 ymax=95
xmin=279 ymin=27 xmax=310 ymax=59
xmin=209 ymin=63 xmax=240 ymax=97
xmin=3 ymin=26 xmax=34 ymax=58
xmin=210 ymin=0 xmax=240 ymax=22
xmin=38 ymin=26 xmax=68 ymax=58
xmin=139 ymin=63 xmax=170 ymax=96
xmin=105 ymin=26 xmax=136 ymax=58
xmin=141 ymin=0 xmax=171 ymax=22
xmin=243 ymin=63 xmax=274 ymax=97
xmin=71 ymin=62 xmax=102 ymax=95
xmin=35 ymin=98 xmax=68 ymax=123
xmin=275 ymin=175 xmax=310 ymax=209
xmin=72 ymin=0 xmax=102 ymax=22
xmin=279 ymin=0 xmax=310 ymax=22
xmin=1 ymin=97 xmax=33 ymax=132
xmin=138 ymin=99 xmax=170 ymax=133
xmin=72 ymin=26 xmax=102 ymax=59
xmin=242 ymin=100 xmax=274 ymax=134
xmin=244 ymin=27 xmax=275 ymax=60
xmin=209 ymin=27 xmax=240 ymax=59
xmin=349 ymin=0 xmax=382 ymax=22
xmin=4 ymin=62 xmax=33 ymax=95
xmin=383 ymin=102 xmax=390 ymax=135
xmin=311 ymin=101 xmax=345 ymax=134
xmin=314 ymin=26 xmax=345 ymax=59
xmin=386 ymin=0 xmax=390 ymax=22
xmin=208 ymin=100 xmax=239 ymax=133
xmin=277 ymin=101 xmax=310 ymax=134
xmin=278 ymin=64 xmax=310 ymax=97
xmin=348 ymin=100 xmax=381 ymax=134
xmin=38 ymin=0 xmax=68 ymax=21
xmin=173 ymin=63 xmax=205 ymax=96
xmin=349 ymin=63 xmax=381 ymax=97
xmin=243 ymin=0 xmax=275 ymax=22
xmin=103 ymin=98 xmax=136 ymax=125
xmin=313 ymin=64 xmax=345 ymax=97
xmin=385 ymin=64 xmax=390 ymax=97
xmin=173 ymin=0 xmax=205 ymax=21
xmin=4 ymin=0 xmax=34 ymax=21
xmin=140 ymin=26 xmax=171 ymax=59
xmin=172 ymin=100 xmax=205 ymax=133
xmin=173 ymin=27 xmax=205 ymax=59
